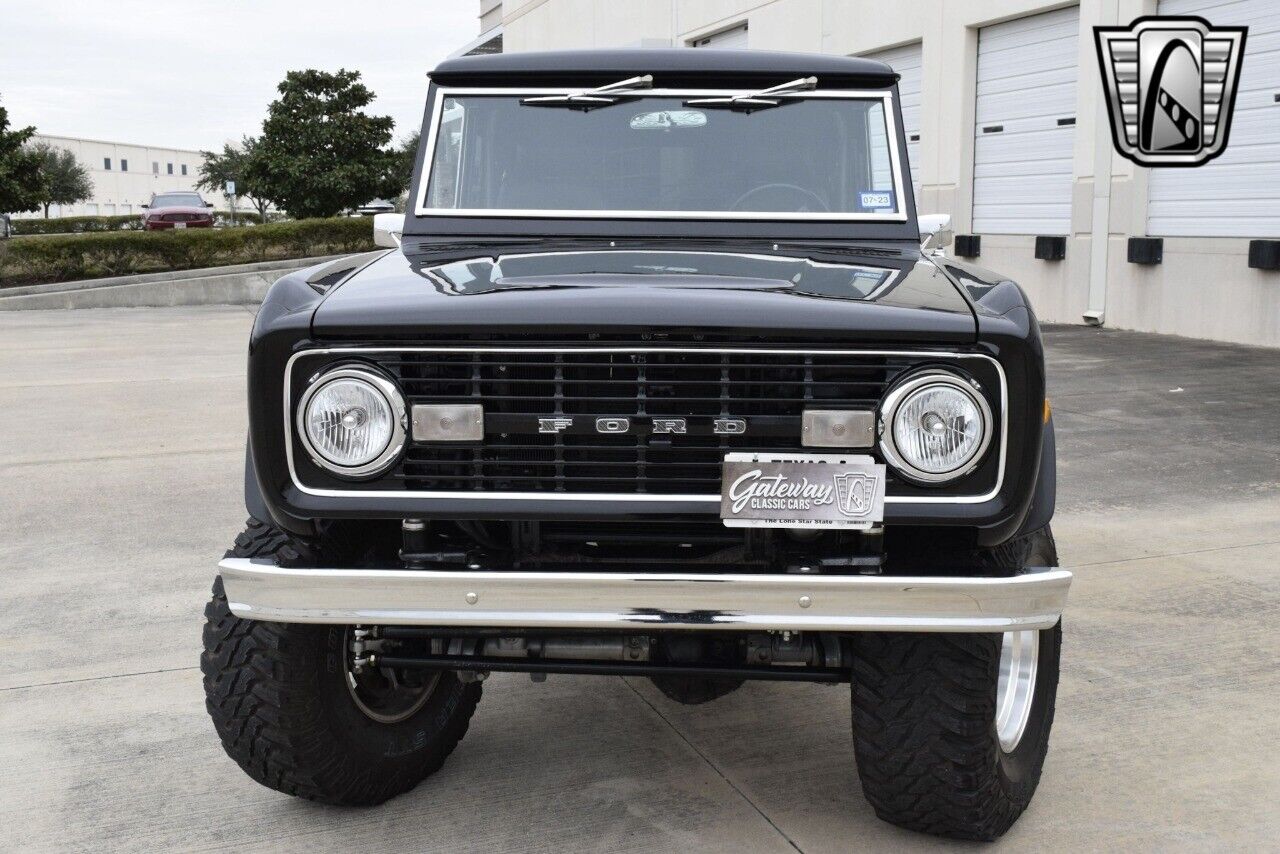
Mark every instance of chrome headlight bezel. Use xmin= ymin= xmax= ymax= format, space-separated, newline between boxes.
xmin=878 ymin=370 xmax=994 ymax=485
xmin=295 ymin=365 xmax=407 ymax=478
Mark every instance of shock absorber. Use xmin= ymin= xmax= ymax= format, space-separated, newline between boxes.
xmin=401 ymin=518 xmax=428 ymax=564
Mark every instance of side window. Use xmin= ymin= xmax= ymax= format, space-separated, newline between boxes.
xmin=167 ymin=163 xmax=174 ymax=175
xmin=103 ymin=157 xmax=112 ymax=170
xmin=426 ymin=100 xmax=465 ymax=208
xmin=121 ymin=159 xmax=128 ymax=172
xmin=181 ymin=164 xmax=187 ymax=176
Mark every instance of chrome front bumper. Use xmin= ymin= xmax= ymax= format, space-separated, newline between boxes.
xmin=219 ymin=558 xmax=1072 ymax=633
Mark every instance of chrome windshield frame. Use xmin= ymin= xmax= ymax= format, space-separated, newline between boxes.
xmin=413 ymin=87 xmax=910 ymax=223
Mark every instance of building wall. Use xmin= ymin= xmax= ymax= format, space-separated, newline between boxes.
xmin=480 ymin=0 xmax=504 ymax=32
xmin=15 ymin=135 xmax=230 ymax=218
xmin=486 ymin=0 xmax=1280 ymax=348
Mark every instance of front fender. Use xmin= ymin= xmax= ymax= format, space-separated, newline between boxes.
xmin=1016 ymin=413 xmax=1056 ymax=537
xmin=244 ymin=438 xmax=270 ymax=524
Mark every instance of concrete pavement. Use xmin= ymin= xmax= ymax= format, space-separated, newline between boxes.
xmin=1 ymin=308 xmax=1277 ymax=852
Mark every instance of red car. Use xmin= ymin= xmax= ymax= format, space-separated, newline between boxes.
xmin=142 ymin=192 xmax=215 ymax=230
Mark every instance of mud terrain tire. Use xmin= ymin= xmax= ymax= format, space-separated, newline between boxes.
xmin=849 ymin=528 xmax=1061 ymax=840
xmin=201 ymin=518 xmax=481 ymax=805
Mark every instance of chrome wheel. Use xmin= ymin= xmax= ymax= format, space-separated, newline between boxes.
xmin=995 ymin=629 xmax=1039 ymax=753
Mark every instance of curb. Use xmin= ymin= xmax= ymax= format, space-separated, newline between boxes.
xmin=0 ymin=255 xmax=348 ymax=311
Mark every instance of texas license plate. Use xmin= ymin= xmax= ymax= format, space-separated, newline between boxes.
xmin=721 ymin=453 xmax=886 ymax=530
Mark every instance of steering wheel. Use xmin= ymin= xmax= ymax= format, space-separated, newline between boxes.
xmin=731 ymin=183 xmax=830 ymax=213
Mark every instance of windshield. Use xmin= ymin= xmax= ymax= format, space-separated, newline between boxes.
xmin=417 ymin=92 xmax=905 ymax=220
xmin=151 ymin=193 xmax=204 ymax=208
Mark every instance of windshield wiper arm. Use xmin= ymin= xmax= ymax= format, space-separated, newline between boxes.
xmin=521 ymin=74 xmax=654 ymax=110
xmin=684 ymin=76 xmax=818 ymax=110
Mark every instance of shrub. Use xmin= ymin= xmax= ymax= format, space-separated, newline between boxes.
xmin=13 ymin=210 xmax=268 ymax=235
xmin=0 ymin=217 xmax=376 ymax=286
xmin=13 ymin=214 xmax=143 ymax=235
xmin=213 ymin=210 xmax=265 ymax=227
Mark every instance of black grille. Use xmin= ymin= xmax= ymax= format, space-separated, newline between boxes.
xmin=365 ymin=349 xmax=920 ymax=494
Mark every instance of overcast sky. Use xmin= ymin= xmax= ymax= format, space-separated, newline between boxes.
xmin=0 ymin=0 xmax=477 ymax=151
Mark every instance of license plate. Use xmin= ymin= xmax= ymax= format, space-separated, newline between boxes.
xmin=721 ymin=452 xmax=886 ymax=530
xmin=173 ymin=222 xmax=186 ymax=229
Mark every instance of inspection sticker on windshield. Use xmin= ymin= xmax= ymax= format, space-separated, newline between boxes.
xmin=721 ymin=453 xmax=885 ymax=530
xmin=859 ymin=191 xmax=893 ymax=210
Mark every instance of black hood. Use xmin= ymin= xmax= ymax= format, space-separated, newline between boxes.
xmin=311 ymin=246 xmax=976 ymax=344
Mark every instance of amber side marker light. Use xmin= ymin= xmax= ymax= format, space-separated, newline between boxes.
xmin=1044 ymin=399 xmax=1052 ymax=424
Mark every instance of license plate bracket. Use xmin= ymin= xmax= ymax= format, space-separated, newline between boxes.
xmin=721 ymin=452 xmax=886 ymax=530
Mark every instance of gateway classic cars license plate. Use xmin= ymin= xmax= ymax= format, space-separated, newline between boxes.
xmin=721 ymin=453 xmax=886 ymax=530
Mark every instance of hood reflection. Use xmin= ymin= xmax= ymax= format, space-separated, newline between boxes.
xmin=412 ymin=249 xmax=904 ymax=302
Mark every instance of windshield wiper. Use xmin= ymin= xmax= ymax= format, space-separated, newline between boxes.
xmin=684 ymin=76 xmax=818 ymax=111
xmin=521 ymin=74 xmax=654 ymax=110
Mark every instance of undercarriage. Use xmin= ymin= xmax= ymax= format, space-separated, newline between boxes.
xmin=398 ymin=516 xmax=887 ymax=574
xmin=349 ymin=625 xmax=853 ymax=685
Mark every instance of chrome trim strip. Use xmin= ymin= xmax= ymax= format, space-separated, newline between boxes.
xmin=284 ymin=348 xmax=1008 ymax=505
xmin=414 ymin=87 xmax=909 ymax=222
xmin=220 ymin=557 xmax=1071 ymax=633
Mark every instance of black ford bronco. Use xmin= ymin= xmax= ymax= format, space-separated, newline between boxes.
xmin=203 ymin=49 xmax=1071 ymax=841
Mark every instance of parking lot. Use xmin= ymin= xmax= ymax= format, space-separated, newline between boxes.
xmin=2 ymin=305 xmax=1278 ymax=852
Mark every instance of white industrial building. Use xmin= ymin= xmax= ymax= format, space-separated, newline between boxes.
xmin=15 ymin=134 xmax=229 ymax=218
xmin=466 ymin=0 xmax=1280 ymax=348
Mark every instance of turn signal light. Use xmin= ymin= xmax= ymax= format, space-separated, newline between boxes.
xmin=412 ymin=404 xmax=485 ymax=442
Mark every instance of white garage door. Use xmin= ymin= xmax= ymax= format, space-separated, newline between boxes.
xmin=1149 ymin=0 xmax=1280 ymax=237
xmin=690 ymin=23 xmax=748 ymax=48
xmin=972 ymin=7 xmax=1080 ymax=235
xmin=866 ymin=43 xmax=923 ymax=206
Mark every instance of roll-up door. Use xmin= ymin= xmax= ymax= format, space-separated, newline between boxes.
xmin=1149 ymin=0 xmax=1280 ymax=237
xmin=866 ymin=43 xmax=923 ymax=206
xmin=691 ymin=23 xmax=748 ymax=48
xmin=972 ymin=7 xmax=1080 ymax=234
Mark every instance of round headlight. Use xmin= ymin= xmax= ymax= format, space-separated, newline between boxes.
xmin=297 ymin=367 xmax=405 ymax=476
xmin=880 ymin=372 xmax=993 ymax=483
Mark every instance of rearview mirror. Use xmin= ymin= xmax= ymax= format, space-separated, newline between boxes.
xmin=630 ymin=110 xmax=708 ymax=130
xmin=373 ymin=213 xmax=405 ymax=248
xmin=919 ymin=213 xmax=953 ymax=256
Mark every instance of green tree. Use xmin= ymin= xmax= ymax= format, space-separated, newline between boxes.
xmin=31 ymin=142 xmax=92 ymax=218
xmin=197 ymin=136 xmax=272 ymax=220
xmin=251 ymin=69 xmax=400 ymax=219
xmin=392 ymin=130 xmax=420 ymax=212
xmin=0 ymin=98 xmax=46 ymax=215
xmin=396 ymin=131 xmax=420 ymax=190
